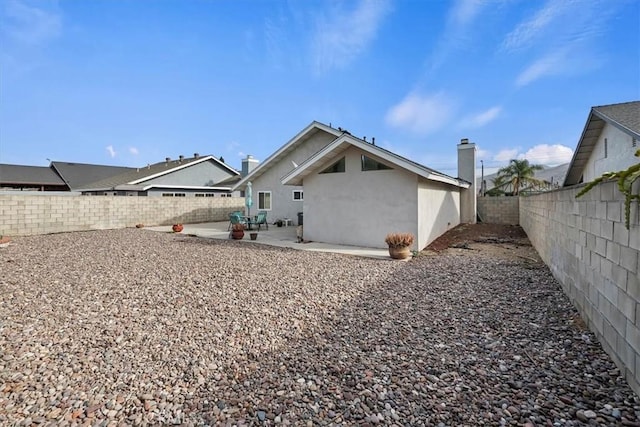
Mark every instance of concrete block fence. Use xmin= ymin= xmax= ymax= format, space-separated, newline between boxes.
xmin=477 ymin=196 xmax=520 ymax=224
xmin=520 ymin=181 xmax=640 ymax=395
xmin=0 ymin=194 xmax=245 ymax=236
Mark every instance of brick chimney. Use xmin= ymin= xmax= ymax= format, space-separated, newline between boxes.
xmin=458 ymin=138 xmax=477 ymax=224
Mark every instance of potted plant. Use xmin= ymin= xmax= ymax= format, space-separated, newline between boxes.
xmin=172 ymin=224 xmax=184 ymax=233
xmin=250 ymin=232 xmax=258 ymax=240
xmin=385 ymin=232 xmax=415 ymax=259
xmin=231 ymin=223 xmax=245 ymax=240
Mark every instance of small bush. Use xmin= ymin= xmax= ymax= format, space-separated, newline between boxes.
xmin=385 ymin=232 xmax=415 ymax=248
xmin=232 ymin=223 xmax=245 ymax=231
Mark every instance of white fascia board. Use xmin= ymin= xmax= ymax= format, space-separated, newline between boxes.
xmin=141 ymin=184 xmax=232 ymax=191
xmin=232 ymin=121 xmax=342 ymax=191
xmin=282 ymin=135 xmax=469 ymax=188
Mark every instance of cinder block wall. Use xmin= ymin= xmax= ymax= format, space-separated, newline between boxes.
xmin=477 ymin=196 xmax=520 ymax=224
xmin=520 ymin=181 xmax=640 ymax=395
xmin=0 ymin=195 xmax=245 ymax=236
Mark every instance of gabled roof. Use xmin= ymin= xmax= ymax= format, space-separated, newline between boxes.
xmin=77 ymin=155 xmax=240 ymax=191
xmin=281 ymin=133 xmax=470 ymax=188
xmin=564 ymin=101 xmax=640 ymax=186
xmin=0 ymin=164 xmax=68 ymax=187
xmin=51 ymin=161 xmax=135 ymax=190
xmin=232 ymin=121 xmax=342 ymax=190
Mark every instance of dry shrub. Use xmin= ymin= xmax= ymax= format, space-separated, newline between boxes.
xmin=385 ymin=232 xmax=415 ymax=248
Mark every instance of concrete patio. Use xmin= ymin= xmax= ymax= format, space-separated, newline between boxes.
xmin=145 ymin=221 xmax=394 ymax=259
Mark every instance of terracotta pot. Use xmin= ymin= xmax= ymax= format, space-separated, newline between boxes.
xmin=231 ymin=230 xmax=244 ymax=240
xmin=388 ymin=246 xmax=411 ymax=260
xmin=250 ymin=232 xmax=258 ymax=240
xmin=172 ymin=224 xmax=183 ymax=233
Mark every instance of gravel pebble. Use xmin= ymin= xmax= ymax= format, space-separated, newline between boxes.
xmin=0 ymin=229 xmax=637 ymax=425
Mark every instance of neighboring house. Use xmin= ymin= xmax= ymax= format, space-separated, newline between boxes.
xmin=482 ymin=163 xmax=569 ymax=196
xmin=564 ymin=101 xmax=640 ymax=186
xmin=78 ymin=154 xmax=241 ymax=196
xmin=233 ymin=122 xmax=343 ymax=222
xmin=234 ymin=120 xmax=476 ymax=251
xmin=51 ymin=161 xmax=135 ymax=191
xmin=0 ymin=164 xmax=69 ymax=191
xmin=281 ymin=132 xmax=474 ymax=250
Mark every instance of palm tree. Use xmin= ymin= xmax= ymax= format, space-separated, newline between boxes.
xmin=496 ymin=159 xmax=544 ymax=195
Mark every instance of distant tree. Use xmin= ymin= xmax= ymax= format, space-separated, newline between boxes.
xmin=484 ymin=175 xmax=507 ymax=196
xmin=496 ymin=159 xmax=544 ymax=195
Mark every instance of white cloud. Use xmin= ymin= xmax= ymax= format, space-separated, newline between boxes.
xmin=450 ymin=0 xmax=486 ymax=27
xmin=461 ymin=106 xmax=502 ymax=128
xmin=425 ymin=0 xmax=494 ymax=72
xmin=490 ymin=144 xmax=574 ymax=167
xmin=494 ymin=148 xmax=519 ymax=162
xmin=1 ymin=0 xmax=62 ymax=45
xmin=502 ymin=0 xmax=572 ymax=52
xmin=521 ymin=144 xmax=573 ymax=166
xmin=129 ymin=147 xmax=139 ymax=155
xmin=106 ymin=145 xmax=116 ymax=158
xmin=312 ymin=0 xmax=392 ymax=75
xmin=515 ymin=48 xmax=567 ymax=87
xmin=385 ymin=92 xmax=456 ymax=135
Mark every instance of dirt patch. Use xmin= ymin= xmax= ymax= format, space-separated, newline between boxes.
xmin=424 ymin=223 xmax=541 ymax=264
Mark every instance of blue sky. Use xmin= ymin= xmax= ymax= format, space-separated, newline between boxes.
xmin=1 ymin=0 xmax=638 ymax=176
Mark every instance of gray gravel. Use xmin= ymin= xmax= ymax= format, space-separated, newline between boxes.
xmin=0 ymin=229 xmax=637 ymax=426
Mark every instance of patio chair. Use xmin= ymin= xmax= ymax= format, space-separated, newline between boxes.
xmin=254 ymin=211 xmax=269 ymax=230
xmin=228 ymin=211 xmax=246 ymax=230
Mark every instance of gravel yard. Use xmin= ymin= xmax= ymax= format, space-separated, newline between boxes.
xmin=0 ymin=229 xmax=638 ymax=426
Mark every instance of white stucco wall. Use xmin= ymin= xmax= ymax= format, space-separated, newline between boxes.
xmin=583 ymin=123 xmax=639 ymax=182
xmin=417 ymin=179 xmax=461 ymax=249
xmin=303 ymin=147 xmax=418 ymax=249
xmin=249 ymin=131 xmax=337 ymax=223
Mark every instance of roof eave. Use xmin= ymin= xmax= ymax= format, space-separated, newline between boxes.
xmin=282 ymin=135 xmax=468 ymax=188
xmin=232 ymin=121 xmax=342 ymax=191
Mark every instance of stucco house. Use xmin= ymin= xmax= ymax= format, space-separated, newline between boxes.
xmin=564 ymin=101 xmax=640 ymax=186
xmin=233 ymin=122 xmax=343 ymax=222
xmin=234 ymin=121 xmax=477 ymax=251
xmin=77 ymin=154 xmax=241 ymax=196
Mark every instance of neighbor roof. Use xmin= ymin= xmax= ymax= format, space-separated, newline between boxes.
xmin=281 ymin=133 xmax=470 ymax=188
xmin=0 ymin=164 xmax=68 ymax=187
xmin=51 ymin=161 xmax=135 ymax=190
xmin=77 ymin=155 xmax=239 ymax=191
xmin=564 ymin=101 xmax=640 ymax=186
xmin=232 ymin=121 xmax=342 ymax=190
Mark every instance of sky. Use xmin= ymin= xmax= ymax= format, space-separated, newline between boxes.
xmin=1 ymin=0 xmax=638 ymax=177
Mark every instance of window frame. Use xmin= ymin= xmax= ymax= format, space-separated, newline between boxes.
xmin=292 ymin=190 xmax=303 ymax=201
xmin=319 ymin=157 xmax=346 ymax=174
xmin=361 ymin=154 xmax=393 ymax=171
xmin=258 ymin=191 xmax=272 ymax=210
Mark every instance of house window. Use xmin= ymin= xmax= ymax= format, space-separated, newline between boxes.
xmin=604 ymin=138 xmax=608 ymax=158
xmin=361 ymin=155 xmax=393 ymax=171
xmin=175 ymin=193 xmax=186 ymax=197
xmin=293 ymin=190 xmax=303 ymax=201
xmin=320 ymin=157 xmax=345 ymax=174
xmin=206 ymin=193 xmax=216 ymax=197
xmin=258 ymin=191 xmax=272 ymax=210
xmin=162 ymin=193 xmax=173 ymax=197
xmin=195 ymin=193 xmax=205 ymax=197
xmin=633 ymin=138 xmax=637 ymax=148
